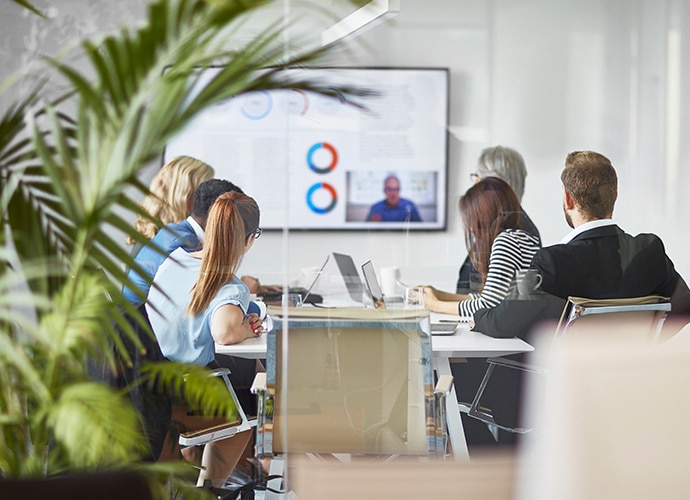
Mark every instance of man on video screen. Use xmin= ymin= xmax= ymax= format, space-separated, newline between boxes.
xmin=366 ymin=174 xmax=422 ymax=222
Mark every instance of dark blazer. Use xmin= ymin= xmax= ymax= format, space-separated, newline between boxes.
xmin=474 ymin=224 xmax=690 ymax=340
xmin=456 ymin=207 xmax=541 ymax=294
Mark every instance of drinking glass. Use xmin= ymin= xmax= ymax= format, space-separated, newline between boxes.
xmin=404 ymin=286 xmax=425 ymax=309
xmin=282 ymin=293 xmax=303 ymax=308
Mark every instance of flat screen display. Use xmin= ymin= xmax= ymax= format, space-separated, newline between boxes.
xmin=164 ymin=67 xmax=449 ymax=230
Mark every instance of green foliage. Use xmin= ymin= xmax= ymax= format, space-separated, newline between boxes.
xmin=0 ymin=0 xmax=370 ymax=495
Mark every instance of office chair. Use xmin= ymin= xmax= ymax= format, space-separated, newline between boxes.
xmin=176 ymin=366 xmax=257 ymax=448
xmin=101 ymin=304 xmax=258 ymax=495
xmin=251 ymin=306 xmax=453 ymax=498
xmin=466 ymin=295 xmax=671 ymax=436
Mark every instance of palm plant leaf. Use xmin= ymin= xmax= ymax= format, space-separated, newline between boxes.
xmin=9 ymin=0 xmax=45 ymax=18
xmin=46 ymin=382 xmax=148 ymax=471
xmin=140 ymin=361 xmax=240 ymax=421
xmin=0 ymin=0 xmax=373 ymax=487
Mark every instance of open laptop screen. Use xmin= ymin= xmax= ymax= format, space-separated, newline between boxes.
xmin=333 ymin=253 xmax=365 ymax=303
xmin=361 ymin=260 xmax=385 ymax=308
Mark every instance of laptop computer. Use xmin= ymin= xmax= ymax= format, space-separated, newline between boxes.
xmin=260 ymin=255 xmax=329 ymax=305
xmin=301 ymin=254 xmax=330 ymax=304
xmin=361 ymin=260 xmax=403 ymax=309
xmin=333 ymin=252 xmax=366 ymax=304
xmin=360 ymin=260 xmax=460 ymax=335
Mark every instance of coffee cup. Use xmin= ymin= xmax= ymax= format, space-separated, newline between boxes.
xmin=517 ymin=269 xmax=543 ymax=297
xmin=380 ymin=266 xmax=401 ymax=297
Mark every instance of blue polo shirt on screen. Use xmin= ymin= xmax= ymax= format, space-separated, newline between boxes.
xmin=366 ymin=198 xmax=422 ymax=222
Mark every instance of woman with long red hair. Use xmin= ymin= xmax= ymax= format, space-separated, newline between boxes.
xmin=146 ymin=190 xmax=263 ymax=487
xmin=424 ymin=177 xmax=541 ymax=316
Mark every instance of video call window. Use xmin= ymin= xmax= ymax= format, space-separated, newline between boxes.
xmin=346 ymin=171 xmax=438 ymax=224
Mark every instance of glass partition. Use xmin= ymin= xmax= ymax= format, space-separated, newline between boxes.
xmin=256 ymin=307 xmax=437 ymax=458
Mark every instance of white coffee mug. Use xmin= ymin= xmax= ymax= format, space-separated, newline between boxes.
xmin=516 ymin=269 xmax=543 ymax=296
xmin=380 ymin=266 xmax=401 ymax=297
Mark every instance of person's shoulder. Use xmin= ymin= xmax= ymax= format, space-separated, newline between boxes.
xmin=153 ymin=220 xmax=198 ymax=247
xmin=495 ymin=228 xmax=536 ymax=245
xmin=212 ymin=277 xmax=249 ymax=304
xmin=630 ymin=230 xmax=665 ymax=244
xmin=162 ymin=248 xmax=196 ymax=269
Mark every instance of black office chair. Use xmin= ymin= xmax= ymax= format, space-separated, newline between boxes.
xmin=466 ymin=295 xmax=672 ymax=436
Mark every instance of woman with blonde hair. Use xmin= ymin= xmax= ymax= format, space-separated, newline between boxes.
xmin=424 ymin=177 xmax=541 ymax=316
xmin=127 ymin=155 xmax=214 ymax=245
xmin=146 ymin=191 xmax=263 ymax=486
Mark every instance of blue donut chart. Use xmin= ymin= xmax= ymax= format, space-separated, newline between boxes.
xmin=306 ymin=142 xmax=338 ymax=174
xmin=240 ymin=90 xmax=273 ymax=120
xmin=306 ymin=182 xmax=337 ymax=214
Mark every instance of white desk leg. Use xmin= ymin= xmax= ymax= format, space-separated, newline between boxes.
xmin=435 ymin=356 xmax=470 ymax=461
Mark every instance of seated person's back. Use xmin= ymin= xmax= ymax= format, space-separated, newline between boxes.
xmin=124 ymin=179 xmax=243 ymax=306
xmin=474 ymin=151 xmax=690 ymax=341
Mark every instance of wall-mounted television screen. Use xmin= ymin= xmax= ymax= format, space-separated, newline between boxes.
xmin=164 ymin=67 xmax=449 ymax=231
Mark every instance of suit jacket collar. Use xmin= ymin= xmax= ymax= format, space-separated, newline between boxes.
xmin=559 ymin=218 xmax=616 ymax=243
xmin=569 ymin=223 xmax=622 ymax=243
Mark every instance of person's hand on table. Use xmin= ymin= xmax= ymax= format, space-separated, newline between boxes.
xmin=241 ymin=275 xmax=282 ymax=296
xmin=244 ymin=313 xmax=264 ymax=337
xmin=422 ymin=286 xmax=440 ymax=312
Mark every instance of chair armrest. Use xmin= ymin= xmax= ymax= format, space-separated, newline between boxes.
xmin=251 ymin=372 xmax=267 ymax=394
xmin=434 ymin=374 xmax=454 ymax=395
xmin=207 ymin=367 xmax=231 ymax=378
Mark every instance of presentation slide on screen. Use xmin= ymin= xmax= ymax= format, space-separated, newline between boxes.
xmin=164 ymin=67 xmax=449 ymax=230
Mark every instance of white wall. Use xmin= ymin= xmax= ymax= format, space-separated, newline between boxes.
xmin=3 ymin=0 xmax=689 ymax=290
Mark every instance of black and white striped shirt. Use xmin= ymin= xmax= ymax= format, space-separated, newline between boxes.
xmin=458 ymin=229 xmax=541 ymax=316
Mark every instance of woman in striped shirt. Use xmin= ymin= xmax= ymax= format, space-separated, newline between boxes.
xmin=424 ymin=177 xmax=541 ymax=316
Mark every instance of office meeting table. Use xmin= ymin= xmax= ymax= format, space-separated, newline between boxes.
xmin=215 ymin=309 xmax=533 ymax=460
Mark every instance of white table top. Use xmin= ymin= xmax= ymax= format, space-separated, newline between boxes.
xmin=215 ymin=313 xmax=532 ymax=359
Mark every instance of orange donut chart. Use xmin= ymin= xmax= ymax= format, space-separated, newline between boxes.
xmin=306 ymin=182 xmax=337 ymax=214
xmin=307 ymin=142 xmax=338 ymax=174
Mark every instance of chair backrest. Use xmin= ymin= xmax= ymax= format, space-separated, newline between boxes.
xmin=554 ymin=295 xmax=671 ymax=345
xmin=517 ymin=326 xmax=690 ymax=500
xmin=466 ymin=295 xmax=672 ymax=436
xmin=259 ymin=307 xmax=439 ymax=457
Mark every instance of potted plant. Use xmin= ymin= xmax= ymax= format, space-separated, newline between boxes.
xmin=0 ymin=0 xmax=370 ymax=497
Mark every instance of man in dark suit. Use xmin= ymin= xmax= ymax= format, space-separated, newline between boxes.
xmin=474 ymin=150 xmax=690 ymax=340
xmin=465 ymin=150 xmax=690 ymax=447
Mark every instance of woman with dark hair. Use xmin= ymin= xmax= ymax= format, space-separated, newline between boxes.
xmin=146 ymin=191 xmax=263 ymax=487
xmin=424 ymin=177 xmax=541 ymax=316
xmin=457 ymin=146 xmax=541 ymax=293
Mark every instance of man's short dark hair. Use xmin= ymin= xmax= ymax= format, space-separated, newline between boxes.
xmin=562 ymin=151 xmax=618 ymax=219
xmin=192 ymin=179 xmax=244 ymax=223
